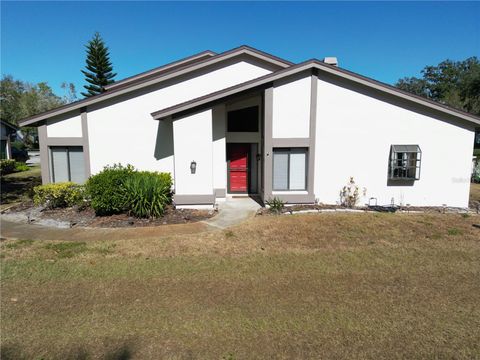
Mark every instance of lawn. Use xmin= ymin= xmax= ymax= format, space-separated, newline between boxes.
xmin=0 ymin=165 xmax=41 ymax=207
xmin=1 ymin=212 xmax=479 ymax=359
xmin=470 ymin=183 xmax=480 ymax=207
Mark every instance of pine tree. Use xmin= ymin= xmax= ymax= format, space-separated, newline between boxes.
xmin=81 ymin=32 xmax=117 ymax=97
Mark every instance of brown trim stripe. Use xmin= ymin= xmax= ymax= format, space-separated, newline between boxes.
xmin=174 ymin=194 xmax=215 ymax=205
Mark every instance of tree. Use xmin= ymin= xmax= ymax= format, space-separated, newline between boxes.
xmin=396 ymin=57 xmax=480 ymax=116
xmin=81 ymin=32 xmax=116 ymax=97
xmin=60 ymin=82 xmax=78 ymax=103
xmin=0 ymin=75 xmax=76 ymax=147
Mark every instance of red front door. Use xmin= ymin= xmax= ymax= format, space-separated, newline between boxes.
xmin=228 ymin=144 xmax=249 ymax=193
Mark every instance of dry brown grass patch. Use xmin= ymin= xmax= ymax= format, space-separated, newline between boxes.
xmin=1 ymin=213 xmax=480 ymax=359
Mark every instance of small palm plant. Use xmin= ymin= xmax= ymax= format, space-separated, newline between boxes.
xmin=265 ymin=197 xmax=285 ymax=214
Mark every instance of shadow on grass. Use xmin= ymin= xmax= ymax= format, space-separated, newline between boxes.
xmin=1 ymin=340 xmax=135 ymax=360
xmin=0 ymin=174 xmax=41 ymax=204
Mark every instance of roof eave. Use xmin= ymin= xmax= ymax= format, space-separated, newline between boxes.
xmin=151 ymin=61 xmax=480 ymax=126
xmin=18 ymin=45 xmax=294 ymax=127
xmin=103 ymin=50 xmax=217 ymax=91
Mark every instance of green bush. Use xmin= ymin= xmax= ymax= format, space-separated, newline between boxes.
xmin=14 ymin=162 xmax=29 ymax=172
xmin=85 ymin=164 xmax=135 ymax=215
xmin=0 ymin=159 xmax=16 ymax=175
xmin=1 ymin=159 xmax=30 ymax=175
xmin=124 ymin=171 xmax=172 ymax=218
xmin=33 ymin=182 xmax=85 ymax=209
xmin=265 ymin=197 xmax=285 ymax=214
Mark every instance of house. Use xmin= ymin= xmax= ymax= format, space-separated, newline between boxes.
xmin=19 ymin=46 xmax=480 ymax=208
xmin=1 ymin=120 xmax=18 ymax=160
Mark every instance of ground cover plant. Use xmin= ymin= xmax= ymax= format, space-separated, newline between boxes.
xmin=1 ymin=212 xmax=479 ymax=359
xmin=33 ymin=182 xmax=85 ymax=209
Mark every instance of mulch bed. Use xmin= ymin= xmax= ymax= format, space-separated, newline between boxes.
xmin=4 ymin=203 xmax=216 ymax=228
xmin=257 ymin=203 xmax=474 ymax=215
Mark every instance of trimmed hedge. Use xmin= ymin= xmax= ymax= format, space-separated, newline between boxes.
xmin=85 ymin=164 xmax=135 ymax=215
xmin=33 ymin=182 xmax=85 ymax=209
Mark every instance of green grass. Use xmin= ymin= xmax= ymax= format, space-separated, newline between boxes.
xmin=44 ymin=242 xmax=88 ymax=258
xmin=1 ymin=164 xmax=41 ymax=179
xmin=447 ymin=227 xmax=462 ymax=236
xmin=0 ymin=164 xmax=41 ymax=206
xmin=4 ymin=239 xmax=34 ymax=250
xmin=1 ymin=213 xmax=480 ymax=359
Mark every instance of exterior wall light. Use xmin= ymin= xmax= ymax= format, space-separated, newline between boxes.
xmin=190 ymin=160 xmax=197 ymax=174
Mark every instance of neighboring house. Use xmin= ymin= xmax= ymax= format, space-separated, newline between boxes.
xmin=1 ymin=120 xmax=18 ymax=160
xmin=19 ymin=46 xmax=480 ymax=208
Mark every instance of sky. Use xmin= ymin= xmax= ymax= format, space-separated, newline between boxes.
xmin=1 ymin=1 xmax=479 ymax=96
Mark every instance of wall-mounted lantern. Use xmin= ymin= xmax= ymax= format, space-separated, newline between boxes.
xmin=190 ymin=160 xmax=197 ymax=174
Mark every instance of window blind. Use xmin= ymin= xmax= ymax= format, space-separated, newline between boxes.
xmin=68 ymin=147 xmax=85 ymax=183
xmin=289 ymin=151 xmax=306 ymax=190
xmin=273 ymin=152 xmax=289 ymax=190
xmin=51 ymin=147 xmax=69 ymax=182
xmin=50 ymin=146 xmax=85 ymax=184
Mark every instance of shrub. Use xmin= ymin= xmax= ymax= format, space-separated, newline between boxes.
xmin=473 ymin=161 xmax=480 ymax=183
xmin=123 ymin=171 xmax=172 ymax=218
xmin=0 ymin=159 xmax=16 ymax=175
xmin=265 ymin=197 xmax=285 ymax=214
xmin=340 ymin=177 xmax=366 ymax=208
xmin=85 ymin=164 xmax=135 ymax=215
xmin=14 ymin=162 xmax=29 ymax=172
xmin=33 ymin=182 xmax=85 ymax=209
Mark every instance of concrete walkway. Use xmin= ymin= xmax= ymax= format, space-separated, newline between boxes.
xmin=0 ymin=197 xmax=262 ymax=241
xmin=204 ymin=197 xmax=261 ymax=229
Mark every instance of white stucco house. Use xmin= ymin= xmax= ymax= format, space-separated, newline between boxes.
xmin=19 ymin=46 xmax=479 ymax=208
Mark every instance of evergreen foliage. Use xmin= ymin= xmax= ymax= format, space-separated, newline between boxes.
xmin=81 ymin=32 xmax=116 ymax=97
xmin=396 ymin=57 xmax=480 ymax=116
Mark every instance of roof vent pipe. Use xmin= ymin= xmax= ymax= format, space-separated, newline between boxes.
xmin=323 ymin=57 xmax=338 ymax=66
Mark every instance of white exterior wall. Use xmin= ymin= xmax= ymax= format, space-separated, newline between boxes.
xmin=314 ymin=76 xmax=474 ymax=208
xmin=87 ymin=61 xmax=271 ymax=176
xmin=173 ymin=109 xmax=213 ymax=195
xmin=46 ymin=114 xmax=82 ymax=138
xmin=212 ymin=105 xmax=227 ymax=194
xmin=272 ymin=75 xmax=311 ymax=138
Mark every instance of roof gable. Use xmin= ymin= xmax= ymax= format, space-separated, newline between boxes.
xmin=150 ymin=60 xmax=480 ymax=126
xmin=103 ymin=50 xmax=217 ymax=91
xmin=19 ymin=45 xmax=293 ymax=127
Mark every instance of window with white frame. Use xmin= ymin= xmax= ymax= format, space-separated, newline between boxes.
xmin=388 ymin=145 xmax=421 ymax=180
xmin=50 ymin=146 xmax=86 ymax=183
xmin=273 ymin=148 xmax=308 ymax=190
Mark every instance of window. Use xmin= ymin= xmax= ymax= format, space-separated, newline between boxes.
xmin=50 ymin=146 xmax=85 ymax=183
xmin=227 ymin=106 xmax=259 ymax=132
xmin=273 ymin=148 xmax=308 ymax=190
xmin=388 ymin=145 xmax=421 ymax=180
